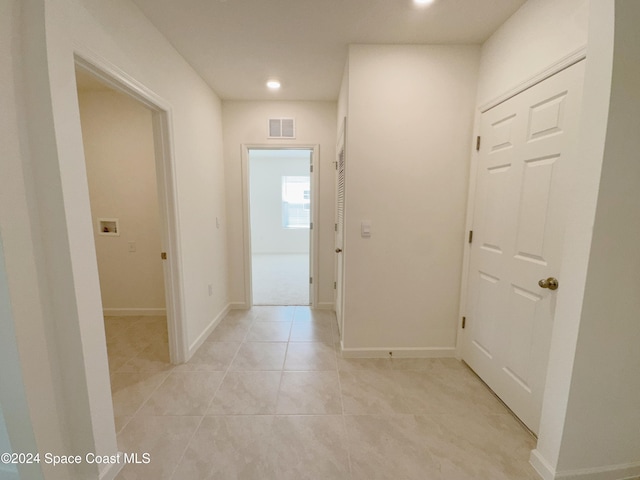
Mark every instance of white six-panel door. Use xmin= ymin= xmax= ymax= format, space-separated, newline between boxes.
xmin=463 ymin=61 xmax=585 ymax=434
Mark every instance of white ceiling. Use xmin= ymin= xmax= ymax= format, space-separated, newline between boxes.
xmin=130 ymin=0 xmax=526 ymax=101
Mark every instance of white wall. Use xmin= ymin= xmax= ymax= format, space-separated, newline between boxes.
xmin=0 ymin=405 xmax=18 ymax=480
xmin=536 ymin=1 xmax=640 ymax=476
xmin=223 ymin=101 xmax=337 ymax=309
xmin=0 ymin=234 xmax=34 ymax=480
xmin=9 ymin=0 xmax=229 ymax=476
xmin=78 ymin=89 xmax=166 ymax=313
xmin=341 ymin=45 xmax=480 ymax=353
xmin=249 ymin=152 xmax=311 ymax=254
xmin=0 ymin=403 xmax=13 ymax=457
xmin=0 ymin=0 xmax=72 ymax=478
xmin=477 ymin=0 xmax=589 ymax=105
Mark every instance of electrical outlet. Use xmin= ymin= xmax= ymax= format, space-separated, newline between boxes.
xmin=128 ymin=241 xmax=136 ymax=253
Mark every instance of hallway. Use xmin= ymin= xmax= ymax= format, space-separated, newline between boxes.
xmin=106 ymin=307 xmax=537 ymax=479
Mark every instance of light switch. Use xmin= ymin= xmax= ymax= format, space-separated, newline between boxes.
xmin=361 ymin=221 xmax=371 ymax=238
xmin=128 ymin=241 xmax=136 ymax=253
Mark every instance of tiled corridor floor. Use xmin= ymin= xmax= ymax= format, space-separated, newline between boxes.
xmin=106 ymin=306 xmax=539 ymax=479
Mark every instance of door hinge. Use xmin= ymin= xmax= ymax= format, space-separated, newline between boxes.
xmin=310 ymin=165 xmax=314 ymax=173
xmin=334 ymin=281 xmax=337 ymax=289
xmin=335 ymin=161 xmax=338 ymax=171
xmin=476 ymin=136 xmax=481 ymax=151
xmin=161 ymin=252 xmax=167 ymax=260
xmin=335 ymin=223 xmax=338 ymax=232
xmin=310 ymin=277 xmax=313 ymax=285
xmin=462 ymin=316 xmax=466 ymax=329
xmin=468 ymin=230 xmax=473 ymax=244
xmin=310 ymin=222 xmax=313 ymax=230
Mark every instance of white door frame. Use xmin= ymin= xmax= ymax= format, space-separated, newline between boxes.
xmin=456 ymin=46 xmax=587 ymax=359
xmin=241 ymin=144 xmax=320 ymax=308
xmin=74 ymin=51 xmax=188 ymax=364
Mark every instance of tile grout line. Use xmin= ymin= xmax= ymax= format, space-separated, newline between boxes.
xmin=111 ymin=310 xmax=540 ymax=478
xmin=203 ymin=311 xmax=257 ymax=414
xmin=167 ymin=313 xmax=256 ymax=480
xmin=272 ymin=318 xmax=294 ymax=415
xmin=166 ymin=414 xmax=206 ymax=480
xmin=333 ymin=314 xmax=355 ymax=479
xmin=111 ymin=318 xmax=175 ymax=420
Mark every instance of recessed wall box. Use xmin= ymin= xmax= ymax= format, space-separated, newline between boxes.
xmin=98 ymin=218 xmax=120 ymax=236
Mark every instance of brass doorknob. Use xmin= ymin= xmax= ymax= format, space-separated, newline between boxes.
xmin=335 ymin=248 xmax=343 ymax=253
xmin=538 ymin=277 xmax=559 ymax=290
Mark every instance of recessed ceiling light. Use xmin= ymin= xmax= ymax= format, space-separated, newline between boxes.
xmin=414 ymin=0 xmax=434 ymax=6
xmin=267 ymin=80 xmax=281 ymax=90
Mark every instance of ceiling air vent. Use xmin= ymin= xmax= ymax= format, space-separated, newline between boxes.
xmin=268 ymin=118 xmax=296 ymax=139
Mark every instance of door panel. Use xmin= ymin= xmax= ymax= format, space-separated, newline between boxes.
xmin=463 ymin=61 xmax=585 ymax=434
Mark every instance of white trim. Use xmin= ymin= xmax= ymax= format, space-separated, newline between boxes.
xmin=455 ymin=114 xmax=480 ymax=359
xmin=241 ymin=144 xmax=320 ymax=309
xmin=479 ymin=46 xmax=587 ymax=113
xmin=315 ymin=302 xmax=334 ymax=310
xmin=240 ymin=146 xmax=253 ymax=308
xmin=73 ymin=50 xmax=188 ymax=364
xmin=310 ymin=146 xmax=320 ymax=308
xmin=340 ymin=347 xmax=456 ymax=359
xmin=186 ymin=303 xmax=231 ymax=361
xmin=99 ymin=459 xmax=124 ymax=480
xmin=229 ymin=302 xmax=249 ymax=310
xmin=103 ymin=308 xmax=166 ymax=317
xmin=530 ymin=450 xmax=640 ymax=480
xmin=152 ymin=109 xmax=188 ymax=363
xmin=530 ymin=449 xmax=557 ymax=480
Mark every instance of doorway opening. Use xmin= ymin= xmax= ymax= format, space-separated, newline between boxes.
xmin=73 ymin=55 xmax=186 ymax=364
xmin=245 ymin=147 xmax=318 ymax=307
xmin=74 ymin=56 xmax=187 ymax=430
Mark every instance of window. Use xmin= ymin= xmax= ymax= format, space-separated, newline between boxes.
xmin=282 ymin=176 xmax=310 ymax=228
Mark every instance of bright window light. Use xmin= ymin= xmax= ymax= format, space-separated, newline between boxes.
xmin=282 ymin=176 xmax=310 ymax=229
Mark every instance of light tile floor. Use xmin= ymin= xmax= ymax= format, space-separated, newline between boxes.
xmin=106 ymin=306 xmax=540 ymax=479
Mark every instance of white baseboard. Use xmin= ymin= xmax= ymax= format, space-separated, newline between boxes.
xmin=340 ymin=346 xmax=456 ymax=359
xmin=186 ymin=304 xmax=231 ymax=361
xmin=229 ymin=302 xmax=249 ymax=310
xmin=103 ymin=308 xmax=166 ymax=316
xmin=99 ymin=458 xmax=124 ymax=480
xmin=229 ymin=302 xmax=334 ymax=311
xmin=314 ymin=302 xmax=334 ymax=310
xmin=530 ymin=449 xmax=640 ymax=480
xmin=530 ymin=449 xmax=556 ymax=480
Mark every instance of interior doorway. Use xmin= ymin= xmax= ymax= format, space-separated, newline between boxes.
xmin=245 ymin=147 xmax=317 ymax=306
xmin=74 ymin=62 xmax=183 ymax=432
xmin=73 ymin=55 xmax=186 ymax=365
